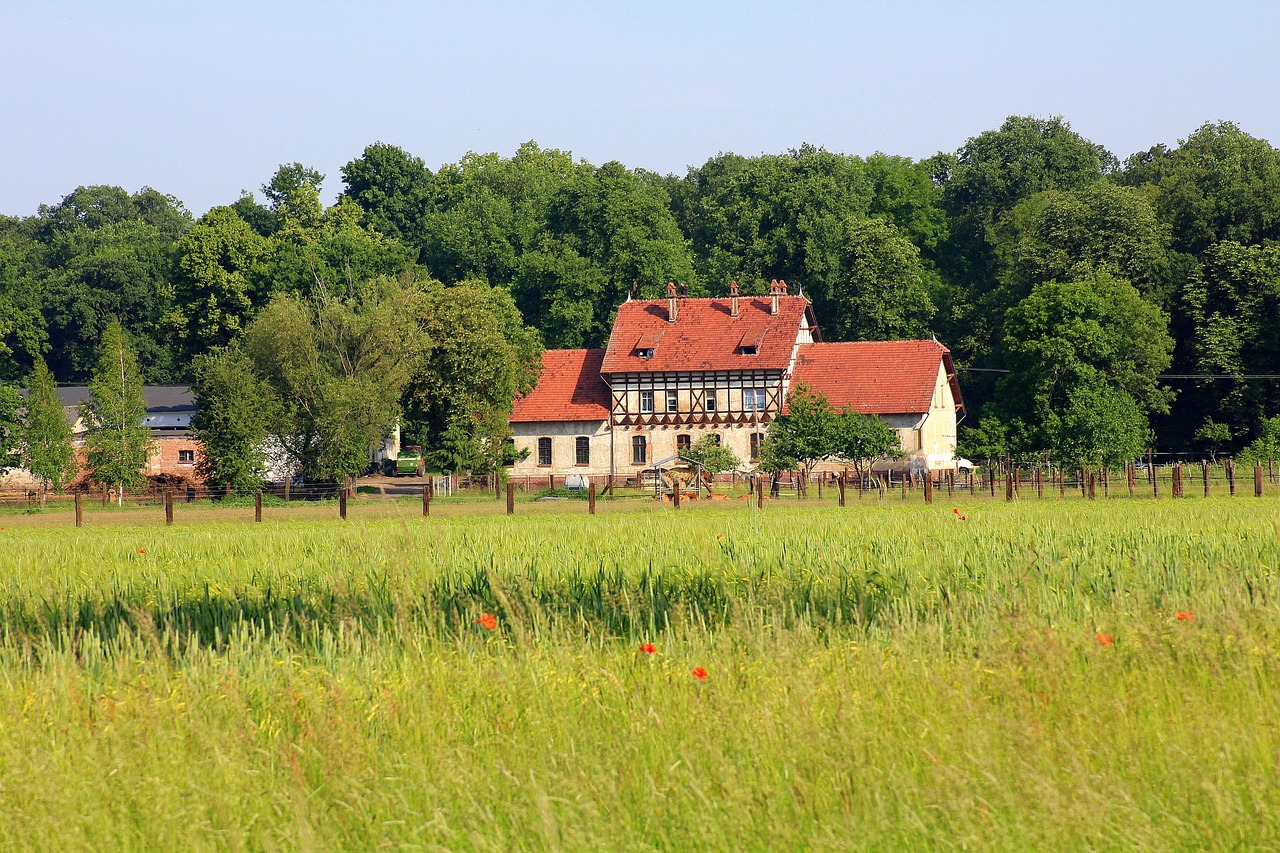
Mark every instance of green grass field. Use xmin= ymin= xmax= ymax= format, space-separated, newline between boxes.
xmin=1 ymin=497 xmax=1278 ymax=850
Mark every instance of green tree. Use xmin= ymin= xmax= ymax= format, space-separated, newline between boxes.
xmin=404 ymin=280 xmax=542 ymax=473
xmin=758 ymin=384 xmax=838 ymax=481
xmin=340 ymin=142 xmax=435 ymax=250
xmin=21 ymin=358 xmax=76 ymax=495
xmin=241 ymin=283 xmax=419 ymax=483
xmin=830 ymin=409 xmax=900 ymax=479
xmin=1236 ymin=415 xmax=1280 ymax=465
xmin=191 ymin=345 xmax=278 ymax=493
xmin=997 ymin=272 xmax=1173 ymax=466
xmin=806 ymin=215 xmax=934 ymax=340
xmin=168 ymin=206 xmax=271 ymax=358
xmin=1193 ymin=418 xmax=1232 ymax=461
xmin=684 ymin=434 xmax=741 ymax=490
xmin=81 ymin=320 xmax=152 ymax=503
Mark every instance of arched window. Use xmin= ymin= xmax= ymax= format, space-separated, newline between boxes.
xmin=676 ymin=434 xmax=691 ymax=454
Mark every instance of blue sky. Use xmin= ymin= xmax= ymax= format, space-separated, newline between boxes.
xmin=3 ymin=0 xmax=1278 ymax=217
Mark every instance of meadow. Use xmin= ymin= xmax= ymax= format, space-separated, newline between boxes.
xmin=0 ymin=495 xmax=1278 ymax=850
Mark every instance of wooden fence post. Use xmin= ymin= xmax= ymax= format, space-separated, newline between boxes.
xmin=74 ymin=492 xmax=83 ymax=528
xmin=838 ymin=474 xmax=846 ymax=507
xmin=1005 ymin=473 xmax=1014 ymax=502
xmin=255 ymin=490 xmax=263 ymax=522
xmin=757 ymin=478 xmax=765 ymax=510
xmin=339 ymin=488 xmax=348 ymax=520
xmin=1256 ymin=464 xmax=1264 ymax=497
xmin=164 ymin=489 xmax=174 ymax=526
xmin=923 ymin=474 xmax=933 ymax=505
xmin=1087 ymin=472 xmax=1096 ymax=501
xmin=1202 ymin=460 xmax=1210 ymax=497
xmin=423 ymin=484 xmax=431 ymax=517
xmin=588 ymin=482 xmax=596 ymax=515
xmin=673 ymin=482 xmax=681 ymax=509
xmin=1128 ymin=463 xmax=1136 ymax=499
xmin=1172 ymin=463 xmax=1182 ymax=498
xmin=507 ymin=481 xmax=515 ymax=515
xmin=1227 ymin=460 xmax=1235 ymax=496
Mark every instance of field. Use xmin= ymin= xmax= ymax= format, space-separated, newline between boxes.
xmin=1 ymin=496 xmax=1279 ymax=850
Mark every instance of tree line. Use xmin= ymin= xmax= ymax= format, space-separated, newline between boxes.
xmin=3 ymin=116 xmax=1280 ymax=480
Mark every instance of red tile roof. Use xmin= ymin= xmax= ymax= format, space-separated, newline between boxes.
xmin=789 ymin=341 xmax=964 ymax=414
xmin=511 ymin=349 xmax=610 ymax=422
xmin=600 ymin=296 xmax=815 ymax=373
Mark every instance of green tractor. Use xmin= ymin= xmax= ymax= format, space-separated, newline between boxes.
xmin=395 ymin=446 xmax=424 ymax=476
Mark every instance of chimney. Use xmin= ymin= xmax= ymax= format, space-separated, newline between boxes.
xmin=667 ymin=281 xmax=678 ymax=322
xmin=769 ymin=279 xmax=780 ymax=315
xmin=729 ymin=280 xmax=740 ymax=318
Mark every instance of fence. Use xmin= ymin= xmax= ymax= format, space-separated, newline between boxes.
xmin=1 ymin=460 xmax=1276 ymax=527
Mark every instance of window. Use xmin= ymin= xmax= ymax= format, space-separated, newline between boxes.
xmin=676 ymin=434 xmax=691 ymax=454
xmin=632 ymin=435 xmax=647 ymax=465
xmin=178 ymin=449 xmax=195 ymax=464
xmin=575 ymin=436 xmax=590 ymax=466
xmin=739 ymin=345 xmax=758 ymax=355
xmin=709 ymin=433 xmax=722 ymax=446
xmin=705 ymin=391 xmax=717 ymax=413
xmin=666 ymin=390 xmax=679 ymax=412
xmin=537 ymin=437 xmax=552 ymax=466
xmin=750 ymin=432 xmax=764 ymax=460
xmin=639 ymin=390 xmax=654 ymax=413
xmin=743 ymin=388 xmax=767 ymax=412
xmin=637 ymin=347 xmax=654 ymax=359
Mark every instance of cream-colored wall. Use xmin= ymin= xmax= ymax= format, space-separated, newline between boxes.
xmin=511 ymin=420 xmax=611 ymax=478
xmin=607 ymin=424 xmax=765 ymax=479
xmin=917 ymin=362 xmax=958 ymax=469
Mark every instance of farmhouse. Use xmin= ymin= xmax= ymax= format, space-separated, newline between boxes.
xmin=510 ymin=281 xmax=964 ymax=483
xmin=3 ymin=385 xmax=205 ymax=490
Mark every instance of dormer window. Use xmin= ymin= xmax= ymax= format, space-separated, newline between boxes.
xmin=634 ymin=331 xmax=662 ymax=359
xmin=738 ymin=327 xmax=764 ymax=356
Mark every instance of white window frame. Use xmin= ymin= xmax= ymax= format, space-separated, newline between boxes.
xmin=639 ymin=390 xmax=654 ymax=413
xmin=705 ymin=391 xmax=717 ymax=413
xmin=743 ymin=388 xmax=766 ymax=412
xmin=666 ymin=390 xmax=679 ymax=412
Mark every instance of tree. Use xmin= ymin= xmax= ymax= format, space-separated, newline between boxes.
xmin=830 ymin=409 xmax=900 ymax=480
xmin=81 ymin=320 xmax=152 ymax=503
xmin=805 ymin=215 xmax=934 ymax=341
xmin=1237 ymin=415 xmax=1280 ymax=465
xmin=21 ymin=358 xmax=76 ymax=496
xmin=340 ymin=142 xmax=435 ymax=249
xmin=1193 ymin=418 xmax=1232 ymax=461
xmin=0 ymin=383 xmax=20 ymax=465
xmin=404 ymin=280 xmax=542 ymax=473
xmin=191 ymin=345 xmax=277 ymax=493
xmin=241 ymin=283 xmax=419 ymax=484
xmin=262 ymin=163 xmax=325 ymax=223
xmin=168 ymin=206 xmax=270 ymax=358
xmin=757 ymin=384 xmax=838 ymax=482
xmin=684 ymin=434 xmax=740 ymax=492
xmin=996 ymin=271 xmax=1173 ymax=466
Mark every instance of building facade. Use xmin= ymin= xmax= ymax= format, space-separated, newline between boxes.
xmin=510 ymin=282 xmax=965 ymax=484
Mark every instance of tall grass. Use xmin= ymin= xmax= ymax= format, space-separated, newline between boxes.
xmin=0 ymin=500 xmax=1278 ymax=849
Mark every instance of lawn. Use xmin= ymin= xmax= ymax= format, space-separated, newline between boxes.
xmin=0 ymin=497 xmax=1277 ymax=849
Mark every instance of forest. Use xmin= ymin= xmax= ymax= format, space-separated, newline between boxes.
xmin=2 ymin=115 xmax=1279 ymax=467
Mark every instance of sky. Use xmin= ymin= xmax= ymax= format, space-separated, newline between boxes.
xmin=3 ymin=0 xmax=1279 ymax=218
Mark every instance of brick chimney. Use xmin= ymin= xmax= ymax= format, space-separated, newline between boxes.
xmin=667 ymin=281 xmax=678 ymax=322
xmin=769 ymin=279 xmax=780 ymax=315
xmin=729 ymin=280 xmax=740 ymax=318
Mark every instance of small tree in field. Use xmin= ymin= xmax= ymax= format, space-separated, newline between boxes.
xmin=831 ymin=409 xmax=900 ymax=481
xmin=22 ymin=358 xmax=76 ymax=501
xmin=82 ymin=321 xmax=152 ymax=504
xmin=685 ymin=434 xmax=740 ymax=493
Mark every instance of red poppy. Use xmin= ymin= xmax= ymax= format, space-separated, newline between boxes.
xmin=639 ymin=643 xmax=656 ymax=654
xmin=1176 ymin=611 xmax=1194 ymax=622
xmin=477 ymin=613 xmax=497 ymax=631
xmin=960 ymin=516 xmax=967 ymax=521
xmin=691 ymin=666 xmax=708 ymax=680
xmin=137 ymin=549 xmax=146 ymax=554
xmin=953 ymin=508 xmax=959 ymax=515
xmin=1096 ymin=633 xmax=1113 ymax=646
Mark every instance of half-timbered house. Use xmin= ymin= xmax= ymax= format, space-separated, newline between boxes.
xmin=510 ymin=281 xmax=964 ymax=484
